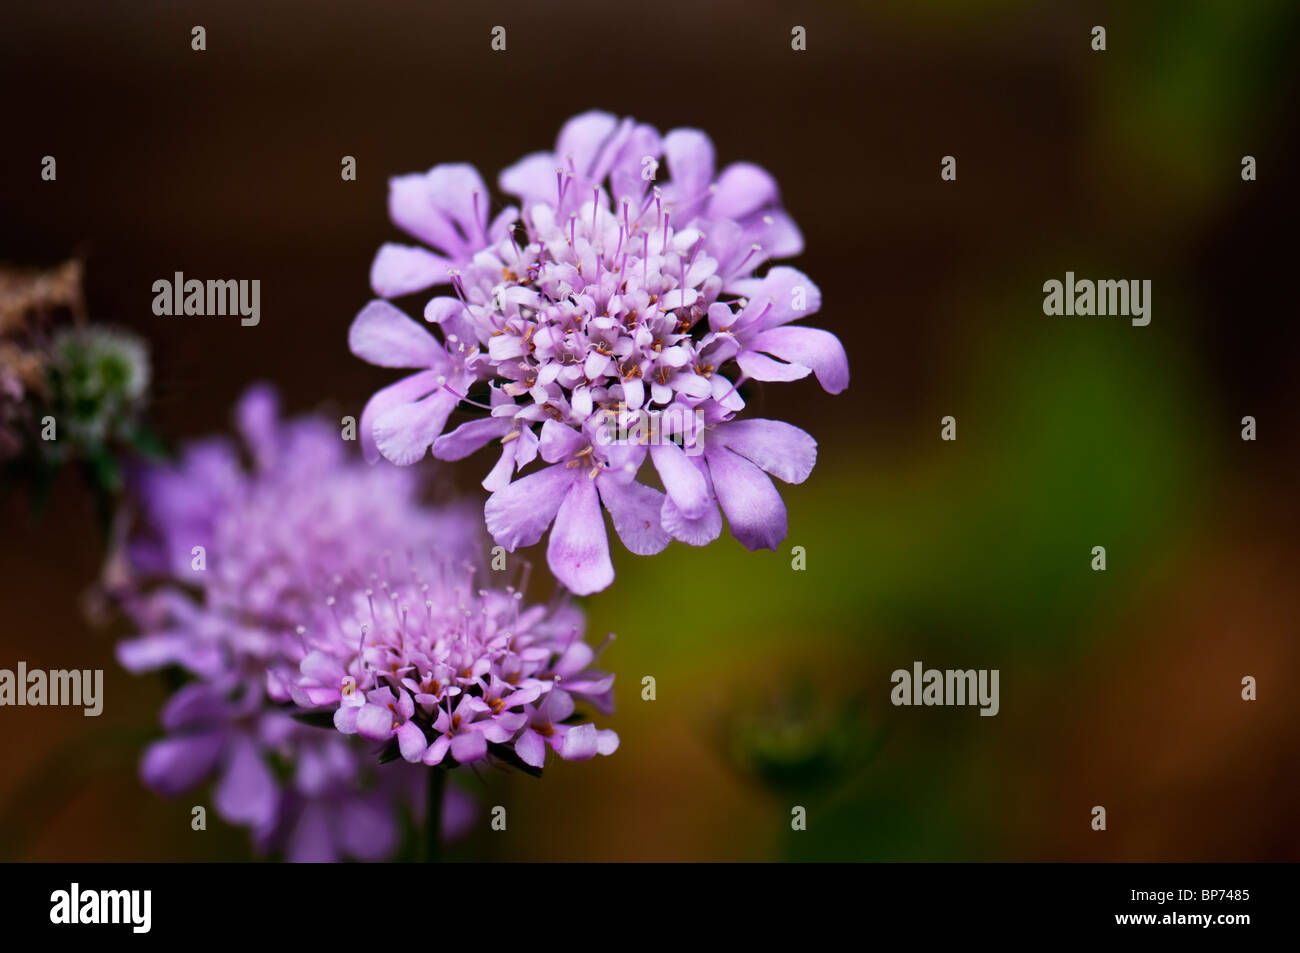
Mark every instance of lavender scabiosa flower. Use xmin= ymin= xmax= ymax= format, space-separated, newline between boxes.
xmin=115 ymin=385 xmax=478 ymax=861
xmin=350 ymin=111 xmax=849 ymax=595
xmin=289 ymin=552 xmax=619 ymax=773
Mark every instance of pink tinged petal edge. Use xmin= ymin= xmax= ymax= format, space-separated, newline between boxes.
xmin=483 ymin=463 xmax=575 ymax=550
xmin=596 ymin=475 xmax=671 ymax=555
xmin=349 ymin=300 xmax=448 ymax=369
xmin=369 ymin=243 xmax=451 ymax=298
xmin=750 ymin=326 xmax=850 ymax=395
xmin=707 ymin=447 xmax=788 ymax=551
xmin=716 ymin=419 xmax=818 ymax=484
xmin=547 ymin=477 xmax=615 ymax=595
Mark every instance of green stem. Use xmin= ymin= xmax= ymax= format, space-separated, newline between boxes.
xmin=424 ymin=767 xmax=446 ymax=863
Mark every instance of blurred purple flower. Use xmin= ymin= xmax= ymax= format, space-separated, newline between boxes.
xmin=350 ymin=111 xmax=848 ymax=595
xmin=115 ymin=384 xmax=479 ymax=862
xmin=289 ymin=550 xmax=618 ymax=772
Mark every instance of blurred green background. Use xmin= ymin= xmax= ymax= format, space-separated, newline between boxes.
xmin=1 ymin=0 xmax=1297 ymax=861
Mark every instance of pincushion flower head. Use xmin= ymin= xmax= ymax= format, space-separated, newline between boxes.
xmin=115 ymin=385 xmax=481 ymax=861
xmin=290 ymin=553 xmax=619 ymax=773
xmin=351 ymin=111 xmax=849 ymax=595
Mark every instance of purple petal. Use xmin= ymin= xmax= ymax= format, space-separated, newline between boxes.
xmin=423 ymin=164 xmax=489 ymax=248
xmin=558 ymin=722 xmax=599 ymax=761
xmin=235 ymin=383 xmax=280 ymax=467
xmin=650 ymin=442 xmax=710 ymax=519
xmin=735 ymin=349 xmax=811 ymax=383
xmin=706 ymin=448 xmax=787 ymax=551
xmin=499 ymin=152 xmax=560 ymax=206
xmin=299 ymin=650 xmax=345 ymax=686
xmin=596 ymin=475 xmax=671 ymax=555
xmin=141 ymin=733 xmax=225 ymax=796
xmin=515 ymin=728 xmax=546 ymax=768
xmin=734 ymin=267 xmax=823 ymax=332
xmin=358 ymin=369 xmax=442 ymax=464
xmin=481 ymin=439 xmax=521 ymax=493
xmin=160 ymin=682 xmax=226 ymax=732
xmin=333 ymin=706 xmax=359 ymax=734
xmin=539 ymin=419 xmax=585 ymax=463
xmin=450 ymin=729 xmax=487 ymax=764
xmin=556 ymin=111 xmax=620 ymax=180
xmin=547 ymin=477 xmax=615 ymax=595
xmin=716 ymin=419 xmax=818 ymax=484
xmin=388 ymin=165 xmax=487 ymax=257
xmin=214 ymin=735 xmax=278 ymax=829
xmin=751 ymin=209 xmax=804 ymax=259
xmin=539 ymin=688 xmax=577 ymax=724
xmin=397 ymin=721 xmax=428 ymax=762
xmin=424 ymin=296 xmax=477 ymax=348
xmin=423 ymin=734 xmax=451 ymax=766
xmin=117 ymin=633 xmax=199 ymax=674
xmin=355 ymin=703 xmax=394 ymax=741
xmin=484 ymin=463 xmax=575 ymax=549
xmin=660 ymin=490 xmax=722 ymax=547
xmin=707 ymin=162 xmax=779 ymax=221
xmin=373 ymin=387 xmax=458 ymax=466
xmin=488 ymin=206 xmax=521 ymax=242
xmin=609 ymin=123 xmax=661 ymax=202
xmin=663 ymin=128 xmax=715 ymax=219
xmin=478 ymin=719 xmax=515 ymax=744
xmin=554 ymin=641 xmax=594 ymax=677
xmin=750 ymin=327 xmax=849 ymax=394
xmin=369 ymin=243 xmax=451 ymax=298
xmin=432 ymin=417 xmax=513 ymax=461
xmin=349 ymin=300 xmax=447 ymax=370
